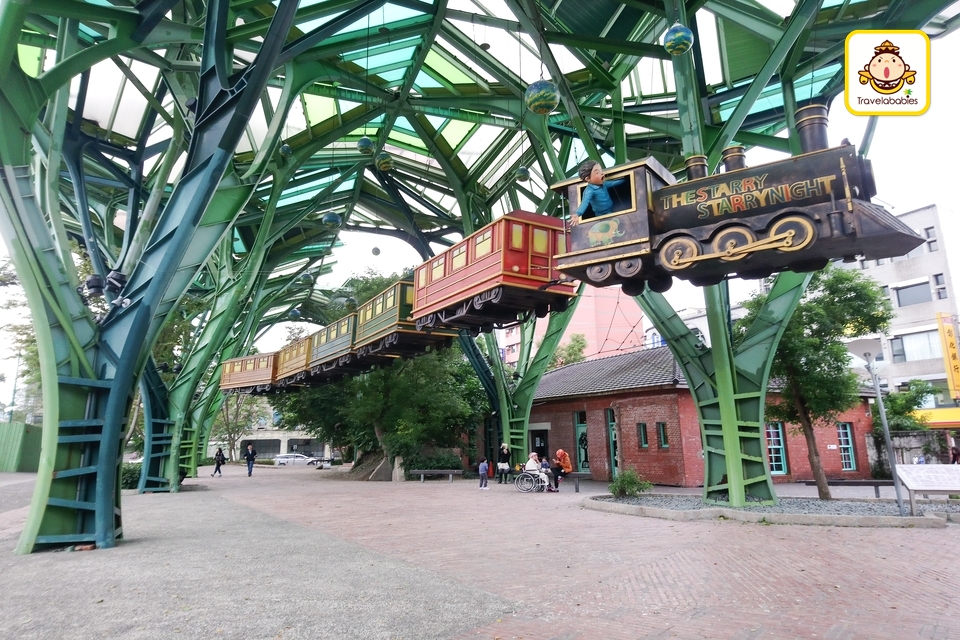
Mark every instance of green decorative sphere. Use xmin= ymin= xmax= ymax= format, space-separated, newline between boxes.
xmin=524 ymin=79 xmax=560 ymax=115
xmin=297 ymin=273 xmax=314 ymax=286
xmin=357 ymin=136 xmax=374 ymax=155
xmin=344 ymin=297 xmax=358 ymax=312
xmin=288 ymin=308 xmax=301 ymax=320
xmin=321 ymin=212 xmax=342 ymax=229
xmin=664 ymin=23 xmax=695 ymax=56
xmin=514 ymin=166 xmax=530 ymax=182
xmin=372 ymin=247 xmax=381 ymax=256
xmin=279 ymin=143 xmax=293 ymax=158
xmin=375 ymin=152 xmax=394 ymax=171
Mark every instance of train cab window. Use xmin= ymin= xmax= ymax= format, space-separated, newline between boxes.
xmin=532 ymin=228 xmax=549 ymax=254
xmin=557 ymin=232 xmax=566 ymax=254
xmin=451 ymin=245 xmax=466 ymax=270
xmin=339 ymin=319 xmax=349 ymax=335
xmin=385 ymin=289 xmax=396 ymax=309
xmin=511 ymin=223 xmax=524 ymax=249
xmin=374 ymin=297 xmax=383 ymax=315
xmin=475 ymin=230 xmax=492 ymax=257
xmin=431 ymin=256 xmax=445 ymax=281
xmin=404 ymin=285 xmax=414 ymax=305
xmin=577 ymin=172 xmax=636 ymax=221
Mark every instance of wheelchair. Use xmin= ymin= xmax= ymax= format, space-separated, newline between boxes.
xmin=514 ymin=470 xmax=549 ymax=493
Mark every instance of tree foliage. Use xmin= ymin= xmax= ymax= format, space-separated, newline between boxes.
xmin=872 ymin=379 xmax=936 ymax=432
xmin=548 ymin=333 xmax=587 ymax=369
xmin=211 ymin=393 xmax=274 ymax=460
xmin=735 ymin=264 xmax=893 ymax=499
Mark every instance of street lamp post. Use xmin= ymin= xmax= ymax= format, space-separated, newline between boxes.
xmin=847 ymin=338 xmax=905 ymax=516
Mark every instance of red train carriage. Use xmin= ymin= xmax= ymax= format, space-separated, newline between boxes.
xmin=412 ymin=210 xmax=576 ymax=333
xmin=355 ymin=281 xmax=458 ymax=357
xmin=219 ymin=353 xmax=278 ymax=394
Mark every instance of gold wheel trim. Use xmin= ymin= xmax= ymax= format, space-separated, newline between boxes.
xmin=770 ymin=216 xmax=815 ymax=252
xmin=712 ymin=226 xmax=756 ymax=262
xmin=659 ymin=236 xmax=700 ymax=270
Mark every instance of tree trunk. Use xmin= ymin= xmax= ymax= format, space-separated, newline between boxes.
xmin=791 ymin=385 xmax=832 ymax=500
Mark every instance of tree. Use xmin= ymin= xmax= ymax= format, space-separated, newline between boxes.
xmin=735 ymin=264 xmax=893 ymax=499
xmin=211 ymin=393 xmax=273 ymax=460
xmin=872 ymin=379 xmax=936 ymax=432
xmin=548 ymin=333 xmax=588 ymax=369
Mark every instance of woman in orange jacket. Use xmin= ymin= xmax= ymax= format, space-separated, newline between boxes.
xmin=548 ymin=449 xmax=573 ymax=492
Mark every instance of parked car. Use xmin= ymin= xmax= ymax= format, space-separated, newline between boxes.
xmin=274 ymin=453 xmax=321 ymax=466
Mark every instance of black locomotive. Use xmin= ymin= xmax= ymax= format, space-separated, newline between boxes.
xmin=552 ymin=105 xmax=923 ymax=295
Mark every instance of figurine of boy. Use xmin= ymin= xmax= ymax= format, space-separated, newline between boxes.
xmin=574 ymin=160 xmax=624 ymax=224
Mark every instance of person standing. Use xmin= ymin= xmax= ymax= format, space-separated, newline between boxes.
xmin=244 ymin=444 xmax=257 ymax=476
xmin=211 ymin=447 xmax=226 ymax=477
xmin=549 ymin=449 xmax=573 ymax=492
xmin=478 ymin=458 xmax=489 ymax=490
xmin=951 ymin=446 xmax=960 ymax=464
xmin=496 ymin=443 xmax=512 ymax=484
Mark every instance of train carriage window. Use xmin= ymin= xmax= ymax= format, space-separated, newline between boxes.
xmin=374 ymin=297 xmax=383 ymax=315
xmin=417 ymin=267 xmax=426 ymax=288
xmin=511 ymin=223 xmax=524 ymax=249
xmin=404 ymin=285 xmax=414 ymax=305
xmin=532 ymin=228 xmax=549 ymax=254
xmin=339 ymin=319 xmax=349 ymax=335
xmin=259 ymin=357 xmax=268 ymax=367
xmin=385 ymin=289 xmax=396 ymax=309
xmin=475 ymin=230 xmax=492 ymax=257
xmin=451 ymin=245 xmax=466 ymax=270
xmin=245 ymin=360 xmax=254 ymax=370
xmin=318 ymin=332 xmax=326 ymax=345
xmin=557 ymin=232 xmax=566 ymax=254
xmin=577 ymin=172 xmax=637 ymax=220
xmin=233 ymin=362 xmax=242 ymax=372
xmin=431 ymin=256 xmax=445 ymax=281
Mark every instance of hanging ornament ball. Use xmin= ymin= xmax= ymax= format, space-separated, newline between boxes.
xmin=372 ymin=246 xmax=381 ymax=256
xmin=663 ymin=22 xmax=695 ymax=56
xmin=524 ymin=79 xmax=560 ymax=115
xmin=288 ymin=308 xmax=301 ymax=320
xmin=297 ymin=273 xmax=314 ymax=286
xmin=344 ymin=297 xmax=358 ymax=311
xmin=279 ymin=143 xmax=293 ymax=158
xmin=320 ymin=212 xmax=342 ymax=229
xmin=357 ymin=136 xmax=375 ymax=155
xmin=375 ymin=151 xmax=394 ymax=171
xmin=514 ymin=166 xmax=530 ymax=182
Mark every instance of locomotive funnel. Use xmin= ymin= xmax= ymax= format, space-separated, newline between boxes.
xmin=795 ymin=104 xmax=830 ymax=153
xmin=685 ymin=155 xmax=708 ymax=180
xmin=721 ymin=146 xmax=746 ymax=172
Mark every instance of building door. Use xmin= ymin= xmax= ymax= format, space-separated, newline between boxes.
xmin=574 ymin=411 xmax=589 ymax=471
xmin=530 ymin=430 xmax=549 ymax=462
xmin=606 ymin=408 xmax=618 ymax=480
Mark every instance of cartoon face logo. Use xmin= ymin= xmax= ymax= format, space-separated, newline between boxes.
xmin=858 ymin=40 xmax=916 ymax=94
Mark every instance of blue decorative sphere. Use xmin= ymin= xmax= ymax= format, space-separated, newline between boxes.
xmin=288 ymin=308 xmax=301 ymax=320
xmin=664 ymin=23 xmax=695 ymax=56
xmin=297 ymin=273 xmax=314 ymax=286
xmin=372 ymin=247 xmax=381 ymax=256
xmin=524 ymin=79 xmax=560 ymax=115
xmin=514 ymin=166 xmax=530 ymax=182
xmin=344 ymin=297 xmax=358 ymax=312
xmin=320 ymin=212 xmax=342 ymax=229
xmin=375 ymin=152 xmax=394 ymax=171
xmin=279 ymin=143 xmax=293 ymax=158
xmin=357 ymin=136 xmax=374 ymax=155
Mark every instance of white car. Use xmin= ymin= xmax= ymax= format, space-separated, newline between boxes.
xmin=274 ymin=453 xmax=321 ymax=466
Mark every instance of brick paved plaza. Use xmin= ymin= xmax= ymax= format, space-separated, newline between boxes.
xmin=1 ymin=467 xmax=958 ymax=639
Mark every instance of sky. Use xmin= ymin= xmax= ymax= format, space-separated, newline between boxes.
xmin=1 ymin=29 xmax=957 ymax=404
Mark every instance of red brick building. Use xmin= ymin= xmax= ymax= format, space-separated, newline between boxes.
xmin=528 ymin=346 xmax=874 ymax=486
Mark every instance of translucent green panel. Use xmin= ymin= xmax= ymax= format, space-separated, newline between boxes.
xmin=439 ymin=119 xmax=474 ymax=149
xmin=388 ymin=130 xmax=425 ymax=150
xmin=392 ymin=116 xmax=417 ymax=137
xmin=376 ymin=69 xmax=407 ymax=86
xmin=17 ymin=45 xmax=43 ymax=78
xmin=360 ymin=46 xmax=416 ymax=71
xmin=717 ymin=64 xmax=840 ymax=121
xmin=414 ymin=70 xmax=443 ymax=89
xmin=424 ymin=50 xmax=472 ymax=84
xmin=303 ymin=94 xmax=338 ymax=125
xmin=337 ymin=99 xmax=361 ymax=112
xmin=425 ymin=115 xmax=446 ymax=130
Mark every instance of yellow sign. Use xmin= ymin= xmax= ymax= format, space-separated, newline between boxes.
xmin=845 ymin=30 xmax=930 ymax=116
xmin=937 ymin=312 xmax=960 ymax=402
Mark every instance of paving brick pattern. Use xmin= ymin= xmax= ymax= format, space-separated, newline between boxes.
xmin=216 ymin=468 xmax=960 ymax=639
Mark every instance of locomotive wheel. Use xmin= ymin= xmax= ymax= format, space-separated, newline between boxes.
xmin=647 ymin=275 xmax=673 ymax=293
xmin=551 ymin=297 xmax=570 ymax=314
xmin=658 ymin=236 xmax=700 ymax=270
xmin=615 ymin=258 xmax=643 ymax=278
xmin=535 ymin=303 xmax=549 ymax=318
xmin=770 ymin=216 xmax=816 ymax=252
xmin=712 ymin=226 xmax=756 ymax=261
xmin=586 ymin=263 xmax=613 ymax=282
xmin=621 ymin=280 xmax=645 ymax=296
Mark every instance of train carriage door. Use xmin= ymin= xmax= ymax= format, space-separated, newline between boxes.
xmin=505 ymin=220 xmax=527 ymax=276
xmin=530 ymin=224 xmax=551 ymax=283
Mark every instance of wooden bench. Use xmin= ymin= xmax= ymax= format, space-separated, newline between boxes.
xmin=547 ymin=470 xmax=592 ymax=493
xmin=410 ymin=469 xmax=463 ymax=482
xmin=802 ymin=479 xmax=893 ymax=498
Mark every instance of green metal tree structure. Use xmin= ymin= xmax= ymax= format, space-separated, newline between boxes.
xmin=0 ymin=0 xmax=954 ymax=552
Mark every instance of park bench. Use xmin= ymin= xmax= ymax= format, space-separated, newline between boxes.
xmin=546 ymin=470 xmax=592 ymax=493
xmin=410 ymin=469 xmax=463 ymax=482
xmin=802 ymin=479 xmax=893 ymax=498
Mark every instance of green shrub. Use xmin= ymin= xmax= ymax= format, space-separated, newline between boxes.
xmin=121 ymin=462 xmax=141 ymax=490
xmin=255 ymin=458 xmax=275 ymax=465
xmin=403 ymin=451 xmax=463 ymax=478
xmin=198 ymin=456 xmax=216 ymax=467
xmin=331 ymin=459 xmax=344 ymax=466
xmin=608 ymin=469 xmax=652 ymax=498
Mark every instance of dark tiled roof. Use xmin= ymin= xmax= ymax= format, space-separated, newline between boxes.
xmin=534 ymin=346 xmax=686 ymax=400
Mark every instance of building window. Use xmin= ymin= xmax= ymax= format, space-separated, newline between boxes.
xmin=890 ymin=330 xmax=942 ymax=363
xmin=765 ymin=422 xmax=788 ymax=475
xmin=859 ymin=259 xmax=869 ymax=270
xmin=935 ymin=274 xmax=948 ymax=299
xmin=876 ymin=258 xmax=885 ymax=266
xmin=637 ymin=423 xmax=648 ymax=448
xmin=925 ymin=226 xmax=938 ymax=252
xmin=895 ymin=282 xmax=932 ymax=307
xmin=657 ymin=422 xmax=668 ymax=448
xmin=575 ymin=411 xmax=586 ymax=428
xmin=837 ymin=422 xmax=856 ymax=471
xmin=881 ymin=286 xmax=890 ymax=299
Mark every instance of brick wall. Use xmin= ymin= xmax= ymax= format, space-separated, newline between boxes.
xmin=529 ymin=386 xmax=874 ymax=486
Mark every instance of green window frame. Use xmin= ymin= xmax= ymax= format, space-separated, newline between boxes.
xmin=637 ymin=423 xmax=648 ymax=448
xmin=765 ymin=422 xmax=788 ymax=475
xmin=837 ymin=422 xmax=856 ymax=471
xmin=657 ymin=422 xmax=668 ymax=448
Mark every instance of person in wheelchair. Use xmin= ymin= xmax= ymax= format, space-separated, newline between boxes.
xmin=525 ymin=452 xmax=549 ymax=490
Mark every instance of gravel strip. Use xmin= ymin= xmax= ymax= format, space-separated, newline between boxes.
xmin=597 ymin=493 xmax=960 ymax=517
